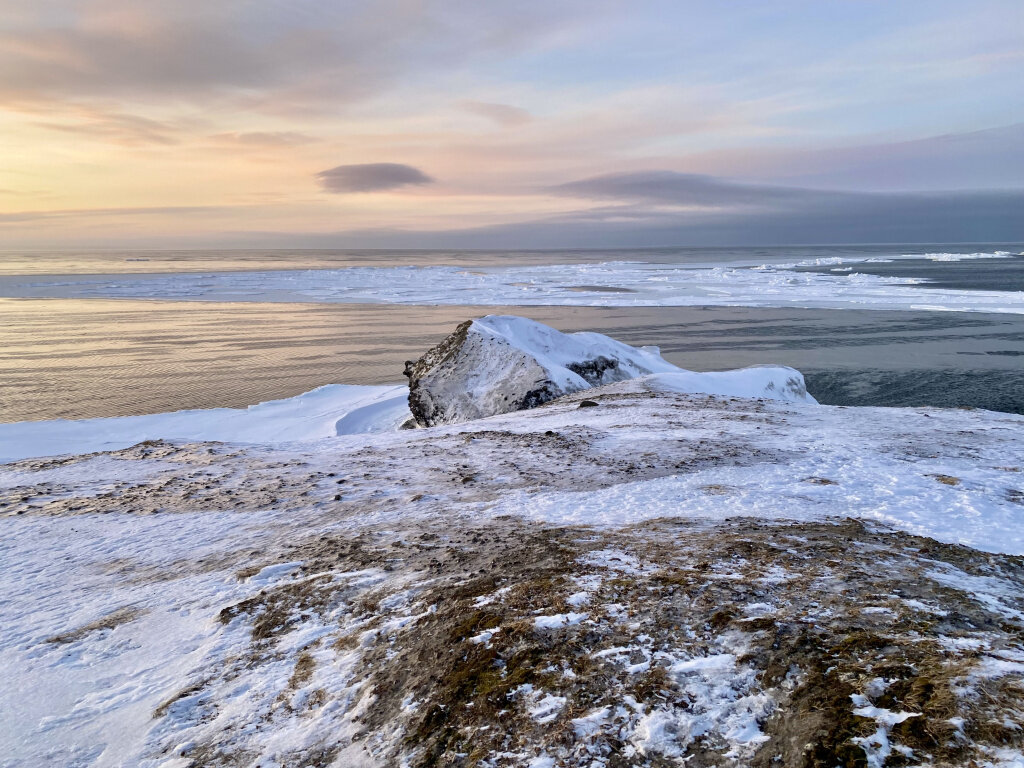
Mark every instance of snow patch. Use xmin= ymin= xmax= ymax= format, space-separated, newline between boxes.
xmin=527 ymin=694 xmax=567 ymax=724
xmin=0 ymin=384 xmax=410 ymax=462
xmin=534 ymin=612 xmax=589 ymax=630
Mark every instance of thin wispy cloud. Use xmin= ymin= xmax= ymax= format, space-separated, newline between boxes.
xmin=210 ymin=131 xmax=317 ymax=147
xmin=32 ymin=110 xmax=182 ymax=146
xmin=0 ymin=1 xmax=594 ymax=110
xmin=0 ymin=205 xmax=230 ymax=224
xmin=460 ymin=101 xmax=532 ymax=126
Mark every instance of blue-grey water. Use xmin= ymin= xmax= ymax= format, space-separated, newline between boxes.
xmin=1 ymin=244 xmax=1022 ymax=422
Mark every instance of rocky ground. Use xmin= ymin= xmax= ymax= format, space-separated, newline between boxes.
xmin=194 ymin=515 xmax=1024 ymax=768
xmin=2 ymin=381 xmax=1023 ymax=767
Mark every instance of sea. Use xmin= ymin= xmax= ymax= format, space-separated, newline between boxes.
xmin=1 ymin=243 xmax=1022 ymax=422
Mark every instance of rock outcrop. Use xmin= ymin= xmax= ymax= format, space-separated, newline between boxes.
xmin=403 ymin=315 xmax=680 ymax=426
xmin=404 ymin=315 xmax=817 ymax=427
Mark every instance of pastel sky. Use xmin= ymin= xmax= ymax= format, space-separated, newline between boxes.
xmin=2 ymin=0 xmax=1023 ymax=248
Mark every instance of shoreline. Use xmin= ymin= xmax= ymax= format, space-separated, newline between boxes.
xmin=4 ymin=299 xmax=1024 ymax=423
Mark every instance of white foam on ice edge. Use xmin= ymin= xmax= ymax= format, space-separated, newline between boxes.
xmin=3 ymin=252 xmax=1022 ymax=313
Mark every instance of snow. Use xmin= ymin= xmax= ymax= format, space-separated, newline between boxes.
xmin=648 ymin=367 xmax=812 ymax=402
xmin=533 ymin=612 xmax=589 ymax=630
xmin=4 ymin=252 xmax=1022 ymax=313
xmin=472 ymin=314 xmax=679 ymax=393
xmin=405 ymin=316 xmax=812 ymax=426
xmin=854 ymin=726 xmax=897 ymax=768
xmin=570 ymin=707 xmax=610 ymax=738
xmin=0 ymin=454 xmax=176 ymax=491
xmin=580 ymin=550 xmax=654 ymax=575
xmin=850 ymin=700 xmax=922 ymax=727
xmin=918 ymin=251 xmax=1016 ymax=261
xmin=850 ymin=698 xmax=923 ymax=768
xmin=2 ymin=335 xmax=1024 ymax=764
xmin=0 ymin=384 xmax=409 ymax=462
xmin=247 ymin=561 xmax=304 ymax=583
xmin=0 ymin=508 xmax=292 ymax=767
xmin=4 ymin=378 xmax=1010 ymax=553
xmin=481 ymin=395 xmax=1024 ymax=556
xmin=527 ymin=694 xmax=567 ymax=724
xmin=926 ymin=564 xmax=1024 ymax=619
xmin=632 ymin=647 xmax=771 ymax=760
xmin=0 ymin=356 xmax=813 ymax=462
xmin=469 ymin=628 xmax=500 ymax=645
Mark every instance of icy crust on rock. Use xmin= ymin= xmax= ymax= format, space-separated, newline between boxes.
xmin=404 ymin=315 xmax=814 ymax=426
xmin=404 ymin=315 xmax=678 ymax=427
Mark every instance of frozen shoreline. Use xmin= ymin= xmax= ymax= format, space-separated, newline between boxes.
xmin=3 ymin=251 xmax=1022 ymax=314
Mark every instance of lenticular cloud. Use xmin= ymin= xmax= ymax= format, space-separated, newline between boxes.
xmin=316 ymin=163 xmax=435 ymax=193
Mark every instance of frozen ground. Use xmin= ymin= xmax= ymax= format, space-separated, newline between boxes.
xmin=2 ymin=379 xmax=1024 ymax=766
xmin=2 ymin=251 xmax=1022 ymax=314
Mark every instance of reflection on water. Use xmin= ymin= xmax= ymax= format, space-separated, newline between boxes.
xmin=3 ymin=299 xmax=1023 ymax=422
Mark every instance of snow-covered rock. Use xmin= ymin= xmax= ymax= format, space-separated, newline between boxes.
xmin=403 ymin=315 xmax=677 ymax=427
xmin=403 ymin=315 xmax=815 ymax=426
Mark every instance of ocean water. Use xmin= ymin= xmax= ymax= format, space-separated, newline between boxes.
xmin=1 ymin=244 xmax=1022 ymax=422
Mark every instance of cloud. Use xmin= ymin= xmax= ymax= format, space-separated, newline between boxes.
xmin=0 ymin=1 xmax=597 ymax=112
xmin=210 ymin=131 xmax=317 ymax=147
xmin=461 ymin=100 xmax=532 ymax=126
xmin=550 ymin=171 xmax=837 ymax=208
xmin=676 ymin=124 xmax=1024 ymax=192
xmin=316 ymin=163 xmax=435 ymax=193
xmin=542 ymin=169 xmax=1024 ymax=244
xmin=282 ymin=176 xmax=1024 ymax=248
xmin=0 ymin=205 xmax=229 ymax=224
xmin=31 ymin=108 xmax=183 ymax=146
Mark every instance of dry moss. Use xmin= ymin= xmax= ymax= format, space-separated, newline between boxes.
xmin=45 ymin=606 xmax=144 ymax=644
xmin=288 ymin=652 xmax=316 ymax=689
xmin=163 ymin=517 xmax=1024 ymax=767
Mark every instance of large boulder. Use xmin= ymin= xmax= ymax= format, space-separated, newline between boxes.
xmin=403 ymin=315 xmax=681 ymax=426
xmin=404 ymin=316 xmax=818 ymax=427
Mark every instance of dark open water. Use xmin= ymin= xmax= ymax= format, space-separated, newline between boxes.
xmin=799 ymin=254 xmax=1024 ymax=292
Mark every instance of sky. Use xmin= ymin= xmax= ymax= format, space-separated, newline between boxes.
xmin=2 ymin=0 xmax=1023 ymax=249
